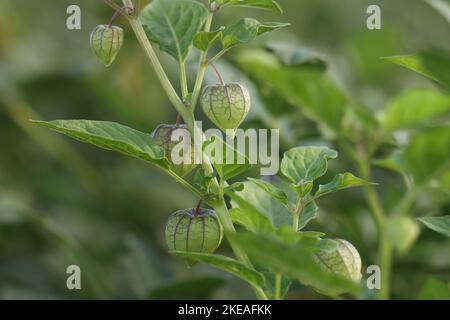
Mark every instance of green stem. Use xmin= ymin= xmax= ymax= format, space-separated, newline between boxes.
xmin=191 ymin=12 xmax=213 ymax=111
xmin=292 ymin=197 xmax=304 ymax=231
xmin=274 ymin=273 xmax=282 ymax=300
xmin=179 ymin=61 xmax=189 ymax=101
xmin=122 ymin=0 xmax=187 ymax=119
xmin=355 ymin=143 xmax=391 ymax=300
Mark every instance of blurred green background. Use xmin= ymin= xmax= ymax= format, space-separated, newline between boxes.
xmin=0 ymin=0 xmax=449 ymax=299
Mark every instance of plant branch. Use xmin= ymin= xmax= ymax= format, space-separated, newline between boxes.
xmin=179 ymin=61 xmax=189 ymax=101
xmin=121 ymin=0 xmax=187 ymax=119
xmin=191 ymin=12 xmax=214 ymax=111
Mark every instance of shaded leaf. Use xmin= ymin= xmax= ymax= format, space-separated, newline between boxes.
xmin=171 ymin=251 xmax=265 ymax=288
xmin=148 ymin=277 xmax=225 ymax=300
xmin=403 ymin=127 xmax=450 ymax=183
xmin=247 ymin=177 xmax=288 ymax=205
xmin=315 ymin=173 xmax=373 ymax=199
xmin=262 ymin=272 xmax=292 ymax=300
xmin=193 ymin=28 xmax=224 ymax=51
xmin=417 ymin=216 xmax=450 ymax=237
xmin=140 ymin=0 xmax=208 ymax=61
xmin=266 ymin=42 xmax=327 ymax=70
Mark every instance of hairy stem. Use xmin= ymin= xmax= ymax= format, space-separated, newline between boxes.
xmin=179 ymin=61 xmax=189 ymax=101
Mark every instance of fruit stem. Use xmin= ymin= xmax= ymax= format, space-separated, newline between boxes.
xmin=210 ymin=63 xmax=225 ymax=86
xmin=107 ymin=8 xmax=122 ymax=27
xmin=195 ymin=200 xmax=203 ymax=215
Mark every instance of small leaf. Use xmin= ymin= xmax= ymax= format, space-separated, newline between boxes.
xmin=417 ymin=216 xmax=450 ymax=237
xmin=216 ymin=0 xmax=282 ymax=13
xmin=224 ymin=182 xmax=245 ymax=194
xmin=31 ymin=120 xmax=167 ymax=167
xmin=266 ymin=42 xmax=327 ymax=70
xmin=385 ymin=217 xmax=420 ymax=255
xmin=247 ymin=177 xmax=288 ymax=205
xmin=222 ymin=18 xmax=290 ymax=49
xmin=193 ymin=28 xmax=224 ymax=51
xmin=315 ymin=173 xmax=373 ymax=199
xmin=140 ymin=0 xmax=208 ymax=62
xmin=292 ymin=180 xmax=313 ymax=197
xmin=299 ymin=201 xmax=318 ymax=231
xmin=281 ymin=146 xmax=338 ymax=184
xmin=381 ymin=89 xmax=450 ymax=131
xmin=382 ymin=50 xmax=450 ymax=89
xmin=171 ymin=251 xmax=265 ymax=288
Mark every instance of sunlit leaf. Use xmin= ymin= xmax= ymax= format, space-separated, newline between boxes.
xmin=281 ymin=147 xmax=338 ymax=184
xmin=247 ymin=177 xmax=288 ymax=206
xmin=385 ymin=216 xmax=420 ymax=254
xmin=31 ymin=120 xmax=167 ymax=167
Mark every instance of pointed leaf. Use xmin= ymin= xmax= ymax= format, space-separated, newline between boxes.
xmin=222 ymin=18 xmax=290 ymax=49
xmin=217 ymin=0 xmax=283 ymax=13
xmin=315 ymin=173 xmax=373 ymax=198
xmin=417 ymin=216 xmax=450 ymax=237
xmin=140 ymin=0 xmax=208 ymax=61
xmin=171 ymin=251 xmax=265 ymax=288
xmin=31 ymin=120 xmax=167 ymax=167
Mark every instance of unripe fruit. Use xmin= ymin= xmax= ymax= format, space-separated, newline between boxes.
xmin=201 ymin=83 xmax=251 ymax=136
xmin=152 ymin=124 xmax=197 ymax=177
xmin=314 ymin=239 xmax=362 ymax=282
xmin=90 ymin=25 xmax=124 ymax=67
xmin=165 ymin=208 xmax=223 ymax=253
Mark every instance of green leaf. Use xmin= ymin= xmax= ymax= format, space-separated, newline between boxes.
xmin=229 ymin=207 xmax=275 ymax=234
xmin=385 ymin=217 xmax=420 ymax=255
xmin=382 ymin=50 xmax=450 ymax=89
xmin=203 ymin=135 xmax=252 ymax=180
xmin=417 ymin=278 xmax=450 ymax=300
xmin=230 ymin=232 xmax=361 ymax=297
xmin=417 ymin=216 xmax=450 ymax=237
xmin=171 ymin=251 xmax=265 ymax=288
xmin=426 ymin=0 xmax=450 ymax=23
xmin=382 ymin=89 xmax=450 ymax=131
xmin=315 ymin=173 xmax=373 ymax=199
xmin=230 ymin=181 xmax=292 ymax=229
xmin=31 ymin=120 xmax=167 ymax=167
xmin=266 ymin=42 xmax=327 ymax=70
xmin=216 ymin=0 xmax=282 ymax=13
xmin=262 ymin=272 xmax=292 ymax=300
xmin=222 ymin=18 xmax=290 ymax=49
xmin=247 ymin=177 xmax=288 ymax=206
xmin=193 ymin=28 xmax=224 ymax=51
xmin=299 ymin=201 xmax=318 ymax=231
xmin=281 ymin=146 xmax=338 ymax=184
xmin=140 ymin=0 xmax=208 ymax=62
xmin=403 ymin=127 xmax=450 ymax=183
xmin=148 ymin=277 xmax=225 ymax=300
xmin=234 ymin=50 xmax=348 ymax=132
